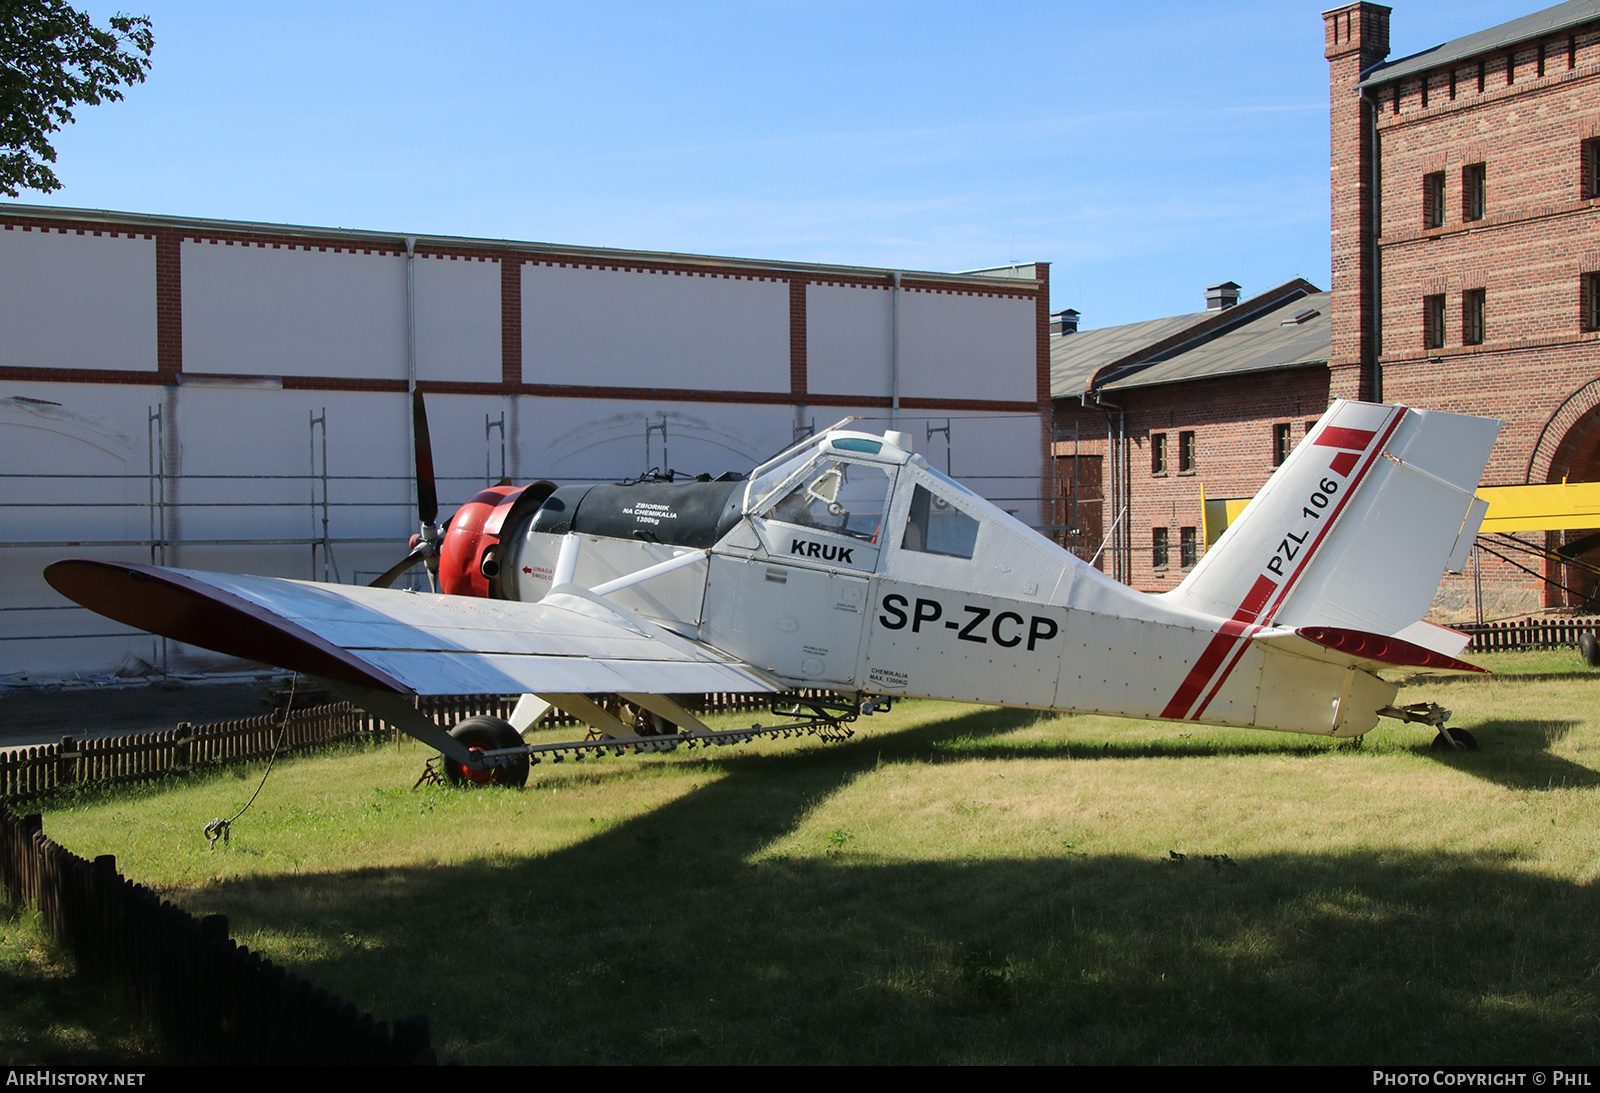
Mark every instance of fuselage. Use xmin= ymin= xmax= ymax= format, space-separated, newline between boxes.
xmin=485 ymin=429 xmax=1396 ymax=738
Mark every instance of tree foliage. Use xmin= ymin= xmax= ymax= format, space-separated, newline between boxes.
xmin=0 ymin=1 xmax=153 ymax=197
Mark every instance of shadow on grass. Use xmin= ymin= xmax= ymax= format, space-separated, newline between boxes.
xmin=0 ymin=906 xmax=162 ymax=1065
xmin=176 ymin=708 xmax=1600 ymax=1066
xmin=1423 ymin=718 xmax=1600 ymax=790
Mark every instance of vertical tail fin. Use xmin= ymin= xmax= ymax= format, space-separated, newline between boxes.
xmin=1165 ymin=399 xmax=1500 ymax=638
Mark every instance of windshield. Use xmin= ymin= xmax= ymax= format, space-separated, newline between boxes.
xmin=763 ymin=460 xmax=895 ymax=542
xmin=746 ymin=449 xmax=818 ymax=513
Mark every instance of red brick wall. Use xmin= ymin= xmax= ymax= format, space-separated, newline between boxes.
xmin=1053 ymin=367 xmax=1331 ymax=591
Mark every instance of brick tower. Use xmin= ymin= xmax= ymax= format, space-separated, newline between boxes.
xmin=1324 ymin=3 xmax=1391 ymax=401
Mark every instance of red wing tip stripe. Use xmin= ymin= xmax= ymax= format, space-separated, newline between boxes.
xmin=1328 ymin=450 xmax=1360 ymax=477
xmin=1297 ymin=626 xmax=1488 ymax=673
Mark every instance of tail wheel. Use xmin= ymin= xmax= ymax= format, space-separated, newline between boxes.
xmin=441 ymin=716 xmax=529 ymax=788
xmin=1430 ymin=727 xmax=1479 ymax=752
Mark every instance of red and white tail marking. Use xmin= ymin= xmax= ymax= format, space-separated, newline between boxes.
xmin=1159 ymin=400 xmax=1498 ymax=722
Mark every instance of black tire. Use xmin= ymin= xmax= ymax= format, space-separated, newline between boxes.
xmin=1581 ymin=631 xmax=1600 ymax=667
xmin=1430 ymin=727 xmax=1479 ymax=752
xmin=440 ymin=716 xmax=529 ymax=788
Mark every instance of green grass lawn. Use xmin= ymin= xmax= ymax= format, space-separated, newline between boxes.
xmin=20 ymin=649 xmax=1600 ymax=1064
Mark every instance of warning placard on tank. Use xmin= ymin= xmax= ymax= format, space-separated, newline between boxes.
xmin=622 ymin=503 xmax=678 ymax=526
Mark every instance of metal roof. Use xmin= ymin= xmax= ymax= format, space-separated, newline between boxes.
xmin=1358 ymin=0 xmax=1600 ymax=88
xmin=1100 ymin=292 xmax=1331 ymax=392
xmin=0 ymin=202 xmax=1039 ymax=291
xmin=1050 ymin=311 xmax=1214 ymax=398
xmin=1050 ymin=279 xmax=1324 ymax=400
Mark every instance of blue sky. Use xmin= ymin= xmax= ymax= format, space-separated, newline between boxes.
xmin=19 ymin=0 xmax=1547 ymax=328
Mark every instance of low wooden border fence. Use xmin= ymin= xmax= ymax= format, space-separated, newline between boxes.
xmin=0 ymin=807 xmax=433 ymax=1064
xmin=1456 ymin=616 xmax=1600 ymax=653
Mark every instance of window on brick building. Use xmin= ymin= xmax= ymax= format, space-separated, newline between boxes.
xmin=1584 ymin=138 xmax=1600 ymax=200
xmin=1151 ymin=432 xmax=1167 ymax=475
xmin=1424 ymin=294 xmax=1446 ymax=349
xmin=1180 ymin=526 xmax=1198 ymax=569
xmin=1584 ymin=272 xmax=1600 ymax=332
xmin=1463 ymin=288 xmax=1486 ymax=345
xmin=1423 ymin=172 xmax=1445 ymax=228
xmin=1272 ymin=423 xmax=1293 ymax=466
xmin=1152 ymin=527 xmax=1169 ymax=571
xmin=1178 ymin=431 xmax=1196 ymax=474
xmin=1462 ymin=163 xmax=1486 ymax=221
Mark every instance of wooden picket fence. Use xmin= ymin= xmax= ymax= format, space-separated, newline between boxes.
xmin=0 ymin=701 xmax=373 ymax=803
xmin=1 ymin=690 xmax=804 ymax=804
xmin=0 ymin=807 xmax=434 ymax=1064
xmin=1456 ymin=615 xmax=1600 ymax=653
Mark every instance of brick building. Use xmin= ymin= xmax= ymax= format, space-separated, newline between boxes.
xmin=1051 ymin=280 xmax=1331 ymax=590
xmin=1053 ymin=0 xmax=1600 ymax=616
xmin=1326 ymin=0 xmax=1600 ymax=616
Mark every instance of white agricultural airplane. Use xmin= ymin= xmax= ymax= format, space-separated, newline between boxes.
xmin=45 ymin=397 xmax=1501 ymax=786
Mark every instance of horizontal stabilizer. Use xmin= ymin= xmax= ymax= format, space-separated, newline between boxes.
xmin=1291 ymin=625 xmax=1486 ymax=674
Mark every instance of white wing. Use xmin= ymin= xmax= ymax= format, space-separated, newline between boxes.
xmin=44 ymin=560 xmax=781 ymax=697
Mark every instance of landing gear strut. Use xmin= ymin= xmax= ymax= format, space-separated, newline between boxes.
xmin=1378 ymin=701 xmax=1478 ymax=752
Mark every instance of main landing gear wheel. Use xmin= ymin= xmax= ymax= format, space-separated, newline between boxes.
xmin=1430 ymin=727 xmax=1479 ymax=752
xmin=441 ymin=716 xmax=529 ymax=788
xmin=1581 ymin=631 xmax=1600 ymax=668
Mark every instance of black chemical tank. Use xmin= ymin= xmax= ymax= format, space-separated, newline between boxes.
xmin=529 ymin=476 xmax=745 ymax=550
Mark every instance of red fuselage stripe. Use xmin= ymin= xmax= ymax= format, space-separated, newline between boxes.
xmin=1158 ymin=575 xmax=1277 ymax=719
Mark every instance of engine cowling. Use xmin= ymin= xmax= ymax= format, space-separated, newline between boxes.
xmin=438 ymin=480 xmax=557 ymax=597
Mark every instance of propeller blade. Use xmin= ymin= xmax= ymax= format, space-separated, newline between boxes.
xmin=369 ymin=540 xmax=431 ymax=589
xmin=412 ymin=388 xmax=438 ymax=526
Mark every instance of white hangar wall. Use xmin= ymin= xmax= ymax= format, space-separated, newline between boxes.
xmin=522 ymin=263 xmax=791 ymax=392
xmin=0 ymin=227 xmax=156 ymax=373
xmin=0 ymin=207 xmax=1049 ymax=680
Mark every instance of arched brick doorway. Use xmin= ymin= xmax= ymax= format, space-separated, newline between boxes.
xmin=1535 ymin=387 xmax=1600 ymax=609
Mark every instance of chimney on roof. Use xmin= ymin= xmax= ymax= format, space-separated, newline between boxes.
xmin=1051 ymin=309 xmax=1080 ymax=335
xmin=1205 ymin=281 xmax=1241 ymax=310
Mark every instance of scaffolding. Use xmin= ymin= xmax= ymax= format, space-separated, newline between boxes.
xmin=5 ymin=408 xmax=1057 ymax=675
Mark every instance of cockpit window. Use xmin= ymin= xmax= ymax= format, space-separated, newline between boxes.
xmin=901 ymin=484 xmax=979 ymax=559
xmin=764 ymin=460 xmax=894 ymax=542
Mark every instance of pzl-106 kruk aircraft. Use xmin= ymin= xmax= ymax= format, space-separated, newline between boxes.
xmin=46 ymin=397 xmax=1501 ymax=786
